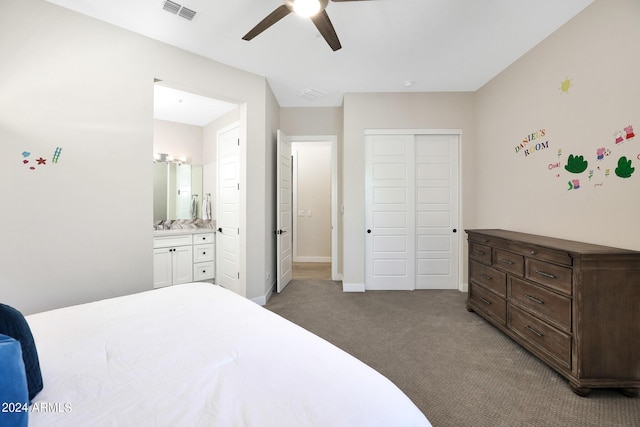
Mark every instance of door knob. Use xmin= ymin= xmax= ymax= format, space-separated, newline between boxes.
xmin=367 ymin=229 xmax=372 ymax=234
xmin=453 ymin=229 xmax=457 ymax=233
xmin=217 ymin=227 xmax=222 ymax=232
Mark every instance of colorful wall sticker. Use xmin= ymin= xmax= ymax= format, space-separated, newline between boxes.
xmin=568 ymin=179 xmax=581 ymax=190
xmin=515 ymin=129 xmax=547 ymax=157
xmin=560 ymin=77 xmax=573 ymax=94
xmin=615 ymin=156 xmax=635 ymax=178
xmin=21 ymin=147 xmax=62 ymax=171
xmin=624 ymin=125 xmax=635 ymax=140
xmin=52 ymin=147 xmax=62 ymax=163
xmin=564 ymin=154 xmax=588 ymax=174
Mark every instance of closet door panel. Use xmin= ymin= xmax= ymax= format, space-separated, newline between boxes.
xmin=365 ymin=134 xmax=415 ymax=290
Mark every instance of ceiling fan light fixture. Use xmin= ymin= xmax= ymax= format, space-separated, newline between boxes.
xmin=292 ymin=0 xmax=322 ymax=17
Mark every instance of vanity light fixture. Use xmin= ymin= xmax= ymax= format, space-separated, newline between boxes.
xmin=154 ymin=153 xmax=188 ymax=164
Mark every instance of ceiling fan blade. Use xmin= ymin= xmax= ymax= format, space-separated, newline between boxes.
xmin=242 ymin=5 xmax=291 ymax=41
xmin=310 ymin=10 xmax=342 ymax=51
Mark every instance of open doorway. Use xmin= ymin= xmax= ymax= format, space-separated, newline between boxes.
xmin=290 ymin=137 xmax=337 ymax=281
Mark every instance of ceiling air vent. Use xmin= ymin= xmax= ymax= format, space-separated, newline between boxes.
xmin=162 ymin=1 xmax=197 ymax=21
xmin=162 ymin=0 xmax=180 ymax=14
xmin=178 ymin=7 xmax=196 ymax=20
xmin=298 ymin=88 xmax=326 ymax=101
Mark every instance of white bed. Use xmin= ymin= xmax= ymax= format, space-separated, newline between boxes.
xmin=26 ymin=283 xmax=430 ymax=426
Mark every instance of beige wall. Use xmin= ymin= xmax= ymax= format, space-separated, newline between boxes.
xmin=342 ymin=92 xmax=476 ymax=289
xmin=1 ymin=0 xmax=270 ymax=313
xmin=474 ymin=0 xmax=640 ymax=250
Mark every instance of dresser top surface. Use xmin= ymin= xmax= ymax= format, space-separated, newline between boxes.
xmin=466 ymin=229 xmax=640 ymax=256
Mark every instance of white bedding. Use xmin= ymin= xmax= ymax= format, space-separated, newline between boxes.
xmin=26 ymin=283 xmax=430 ymax=426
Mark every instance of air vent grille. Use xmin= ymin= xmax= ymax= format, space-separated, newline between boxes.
xmin=163 ymin=0 xmax=180 ymax=14
xmin=162 ymin=1 xmax=197 ymax=21
xmin=178 ymin=7 xmax=196 ymax=20
xmin=298 ymin=88 xmax=326 ymax=101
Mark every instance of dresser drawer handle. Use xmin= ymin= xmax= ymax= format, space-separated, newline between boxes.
xmin=525 ymin=294 xmax=545 ymax=305
xmin=480 ymin=274 xmax=492 ymax=280
xmin=535 ymin=270 xmax=557 ymax=279
xmin=525 ymin=325 xmax=544 ymax=337
xmin=474 ymin=250 xmax=486 ymax=255
xmin=499 ymin=258 xmax=514 ymax=265
xmin=480 ymin=297 xmax=492 ymax=305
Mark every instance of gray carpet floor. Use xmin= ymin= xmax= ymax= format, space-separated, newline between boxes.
xmin=265 ymin=279 xmax=640 ymax=427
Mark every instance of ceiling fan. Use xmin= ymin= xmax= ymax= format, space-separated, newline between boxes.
xmin=242 ymin=0 xmax=371 ymax=51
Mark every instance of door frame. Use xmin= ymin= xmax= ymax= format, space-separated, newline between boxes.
xmin=287 ymin=135 xmax=339 ymax=281
xmin=364 ymin=128 xmax=463 ymax=291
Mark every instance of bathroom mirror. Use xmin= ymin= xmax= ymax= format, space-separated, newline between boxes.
xmin=153 ymin=162 xmax=203 ymax=221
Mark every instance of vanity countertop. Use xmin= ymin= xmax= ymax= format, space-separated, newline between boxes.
xmin=153 ymin=226 xmax=216 ymax=237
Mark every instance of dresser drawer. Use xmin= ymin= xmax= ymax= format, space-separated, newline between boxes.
xmin=470 ymin=283 xmax=506 ymax=325
xmin=509 ymin=305 xmax=571 ymax=369
xmin=468 ymin=233 xmax=507 ymax=250
xmin=509 ymin=276 xmax=571 ymax=332
xmin=510 ymin=242 xmax=572 ymax=266
xmin=469 ymin=242 xmax=491 ymax=264
xmin=525 ymin=259 xmax=572 ymax=296
xmin=193 ymin=243 xmax=215 ymax=262
xmin=493 ymin=249 xmax=524 ymax=277
xmin=470 ymin=260 xmax=506 ymax=297
xmin=193 ymin=261 xmax=214 ymax=281
xmin=193 ymin=232 xmax=215 ymax=244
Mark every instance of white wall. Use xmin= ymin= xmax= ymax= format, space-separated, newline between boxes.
xmin=293 ymin=143 xmax=332 ymax=261
xmin=1 ymin=0 xmax=271 ymax=313
xmin=474 ymin=0 xmax=640 ymax=250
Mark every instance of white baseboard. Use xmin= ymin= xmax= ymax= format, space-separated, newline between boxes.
xmin=252 ymin=280 xmax=276 ymax=306
xmin=293 ymin=256 xmax=331 ymax=263
xmin=342 ymin=282 xmax=365 ymax=292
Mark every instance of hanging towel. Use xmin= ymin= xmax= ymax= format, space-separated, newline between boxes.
xmin=190 ymin=195 xmax=197 ymax=220
xmin=202 ymin=195 xmax=212 ymax=220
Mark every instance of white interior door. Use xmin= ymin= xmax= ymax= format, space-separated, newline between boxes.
xmin=276 ymin=130 xmax=293 ymax=292
xmin=216 ymin=124 xmax=240 ymax=294
xmin=415 ymin=134 xmax=459 ymax=289
xmin=365 ymin=131 xmax=460 ymax=291
xmin=365 ymin=134 xmax=415 ymax=290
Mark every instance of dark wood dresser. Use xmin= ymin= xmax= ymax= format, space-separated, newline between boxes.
xmin=466 ymin=229 xmax=640 ymax=397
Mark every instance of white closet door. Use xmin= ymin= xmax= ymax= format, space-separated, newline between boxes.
xmin=365 ymin=131 xmax=460 ymax=291
xmin=415 ymin=134 xmax=459 ymax=289
xmin=365 ymin=134 xmax=415 ymax=290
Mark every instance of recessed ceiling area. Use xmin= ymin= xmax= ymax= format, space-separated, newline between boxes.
xmin=47 ymin=0 xmax=594 ymax=107
xmin=153 ymin=85 xmax=238 ymax=126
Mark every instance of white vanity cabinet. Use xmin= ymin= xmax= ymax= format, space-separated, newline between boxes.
xmin=193 ymin=232 xmax=215 ymax=282
xmin=153 ymin=234 xmax=193 ymax=288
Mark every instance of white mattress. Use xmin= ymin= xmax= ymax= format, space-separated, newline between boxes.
xmin=26 ymin=283 xmax=430 ymax=426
